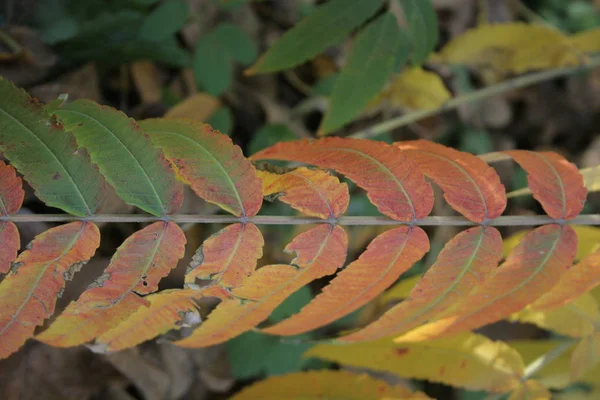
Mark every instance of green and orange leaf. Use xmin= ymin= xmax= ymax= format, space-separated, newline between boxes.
xmin=251 ymin=137 xmax=433 ymax=221
xmin=256 ymin=167 xmax=349 ymax=219
xmin=396 ymin=224 xmax=578 ymax=342
xmin=230 ymin=370 xmax=431 ymax=400
xmin=504 ymin=150 xmax=587 ymax=219
xmin=140 ymin=118 xmax=263 ymax=217
xmin=54 ymin=100 xmax=183 ymax=216
xmin=263 ymin=226 xmax=429 ymax=336
xmin=0 ymin=222 xmax=100 ymax=358
xmin=185 ymin=222 xmax=264 ymax=288
xmin=397 ymin=140 xmax=506 ymax=222
xmin=0 ymin=161 xmax=24 ymax=274
xmin=37 ymin=221 xmax=186 ymax=347
xmin=339 ymin=226 xmax=502 ymax=342
xmin=177 ymin=224 xmax=348 ymax=347
xmin=0 ymin=78 xmax=106 ymax=216
xmin=306 ymin=332 xmax=525 ymax=392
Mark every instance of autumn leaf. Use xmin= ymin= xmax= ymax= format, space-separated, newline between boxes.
xmin=374 ymin=67 xmax=451 ymax=110
xmin=571 ymin=333 xmax=600 ymax=380
xmin=0 ymin=161 xmax=24 ymax=274
xmin=164 ymin=93 xmax=221 ymax=122
xmin=141 ymin=118 xmax=263 ymax=217
xmin=37 ymin=222 xmax=186 ymax=347
xmin=185 ymin=222 xmax=264 ymax=288
xmin=397 ymin=140 xmax=506 ymax=222
xmin=252 ymin=137 xmax=433 ymax=221
xmin=0 ymin=222 xmax=100 ymax=358
xmin=307 ymin=332 xmax=525 ymax=392
xmin=263 ymin=226 xmax=428 ymax=336
xmin=509 ymin=380 xmax=551 ymax=400
xmin=256 ymin=167 xmax=349 ymax=219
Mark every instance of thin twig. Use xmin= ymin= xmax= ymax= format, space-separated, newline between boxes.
xmin=350 ymin=57 xmax=600 ymax=139
xmin=1 ymin=214 xmax=599 ymax=226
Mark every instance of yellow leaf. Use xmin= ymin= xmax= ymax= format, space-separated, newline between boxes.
xmin=570 ymin=28 xmax=600 ymax=54
xmin=438 ymin=23 xmax=581 ymax=75
xmin=381 ymin=275 xmax=422 ymax=305
xmin=164 ymin=93 xmax=221 ymax=121
xmin=571 ymin=333 xmax=600 ymax=380
xmin=508 ymin=380 xmax=551 ymax=400
xmin=306 ymin=332 xmax=524 ymax=392
xmin=503 ymin=226 xmax=600 ymax=261
xmin=373 ymin=67 xmax=451 ymax=110
xmin=510 ymin=293 xmax=600 ymax=338
xmin=229 ymin=370 xmax=431 ymax=400
xmin=131 ymin=61 xmax=162 ymax=104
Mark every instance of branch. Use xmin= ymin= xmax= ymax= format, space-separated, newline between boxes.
xmin=350 ymin=56 xmax=600 ymax=139
xmin=2 ymin=214 xmax=599 ymax=226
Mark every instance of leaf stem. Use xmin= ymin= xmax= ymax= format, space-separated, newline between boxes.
xmin=350 ymin=56 xmax=600 ymax=139
xmin=2 ymin=214 xmax=599 ymax=226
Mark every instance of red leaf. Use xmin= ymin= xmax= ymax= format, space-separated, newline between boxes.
xmin=0 ymin=222 xmax=100 ymax=358
xmin=397 ymin=141 xmax=506 ymax=222
xmin=0 ymin=161 xmax=24 ymax=216
xmin=0 ymin=222 xmax=19 ymax=275
xmin=251 ymin=138 xmax=433 ymax=221
xmin=504 ymin=150 xmax=587 ymax=219
xmin=263 ymin=226 xmax=429 ymax=336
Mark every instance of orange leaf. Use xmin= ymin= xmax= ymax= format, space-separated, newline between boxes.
xmin=0 ymin=161 xmax=24 ymax=274
xmin=0 ymin=221 xmax=100 ymax=358
xmin=396 ymin=224 xmax=578 ymax=342
xmin=530 ymin=250 xmax=600 ymax=311
xmin=339 ymin=226 xmax=502 ymax=342
xmin=176 ymin=225 xmax=348 ymax=347
xmin=396 ymin=141 xmax=506 ymax=222
xmin=96 ymin=287 xmax=228 ymax=352
xmin=263 ymin=226 xmax=429 ymax=336
xmin=256 ymin=167 xmax=349 ymax=219
xmin=37 ymin=221 xmax=186 ymax=347
xmin=504 ymin=151 xmax=587 ymax=219
xmin=140 ymin=118 xmax=263 ymax=217
xmin=185 ymin=222 xmax=264 ymax=288
xmin=251 ymin=138 xmax=433 ymax=221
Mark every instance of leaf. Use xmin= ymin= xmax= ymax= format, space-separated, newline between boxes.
xmin=54 ymin=99 xmax=183 ymax=216
xmin=249 ymin=123 xmax=297 ymax=155
xmin=263 ymin=226 xmax=428 ymax=336
xmin=511 ymin=293 xmax=600 ymax=338
xmin=231 ymin=370 xmax=429 ymax=400
xmin=396 ymin=0 xmax=439 ymax=65
xmin=95 ymin=287 xmax=228 ymax=352
xmin=397 ymin=140 xmax=506 ymax=222
xmin=177 ymin=225 xmax=348 ymax=347
xmin=207 ymin=106 xmax=233 ymax=134
xmin=437 ymin=23 xmax=580 ymax=75
xmin=0 ymin=221 xmax=100 ymax=359
xmin=306 ymin=332 xmax=525 ymax=392
xmin=0 ymin=161 xmax=24 ymax=274
xmin=503 ymin=226 xmax=599 ymax=261
xmin=373 ymin=67 xmax=451 ymax=110
xmin=319 ymin=12 xmax=408 ymax=134
xmin=0 ymin=78 xmax=106 ymax=216
xmin=381 ymin=275 xmax=421 ymax=304
xmin=139 ymin=0 xmax=189 ymax=42
xmin=397 ymin=224 xmax=578 ymax=342
xmin=164 ymin=93 xmax=221 ymax=121
xmin=509 ymin=380 xmax=551 ymax=400
xmin=504 ymin=151 xmax=587 ymax=219
xmin=508 ymin=165 xmax=600 ymax=197
xmin=251 ymin=137 xmax=434 ymax=221
xmin=185 ymin=222 xmax=264 ymax=288
xmin=36 ymin=221 xmax=186 ymax=347
xmin=339 ymin=226 xmax=502 ymax=342
xmin=140 ymin=118 xmax=263 ymax=217
xmin=571 ymin=333 xmax=600 ymax=380
xmin=246 ymin=0 xmax=386 ymax=74
xmin=193 ymin=23 xmax=257 ymax=95
xmin=256 ymin=167 xmax=349 ymax=219
xmin=528 ymin=250 xmax=600 ymax=311
xmin=570 ymin=27 xmax=600 ymax=54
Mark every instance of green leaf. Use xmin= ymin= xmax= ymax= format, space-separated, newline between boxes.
xmin=397 ymin=0 xmax=439 ymax=65
xmin=247 ymin=0 xmax=386 ymax=74
xmin=140 ymin=0 xmax=189 ymax=42
xmin=249 ymin=123 xmax=297 ymax=155
xmin=213 ymin=23 xmax=257 ymax=65
xmin=319 ymin=13 xmax=408 ymax=134
xmin=0 ymin=78 xmax=106 ymax=216
xmin=207 ymin=107 xmax=234 ymax=135
xmin=54 ymin=100 xmax=183 ymax=216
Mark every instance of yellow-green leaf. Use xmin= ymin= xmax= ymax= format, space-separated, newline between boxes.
xmin=571 ymin=333 xmax=600 ymax=381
